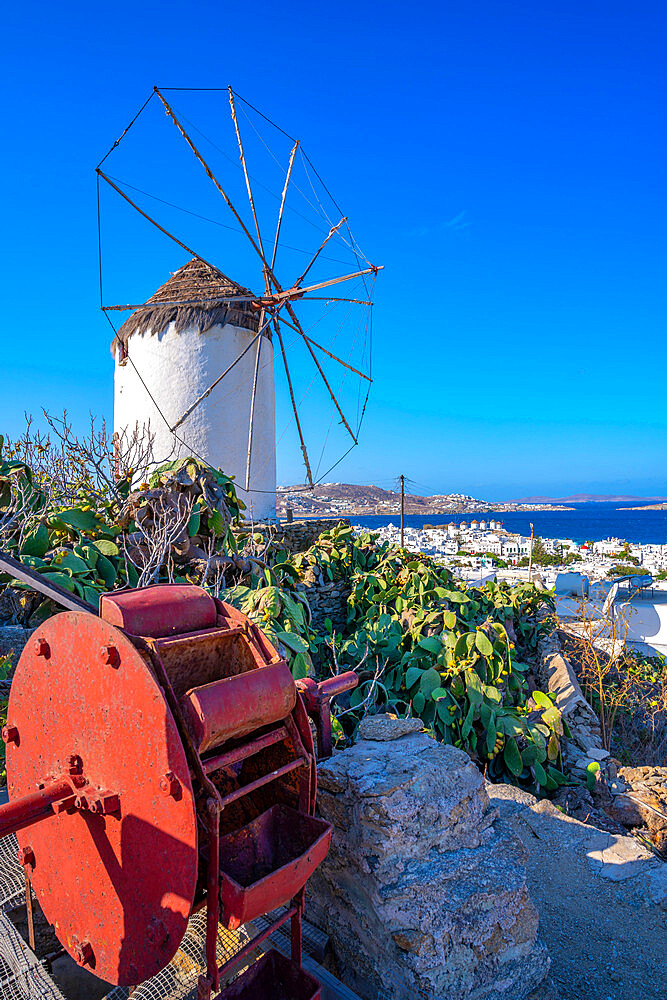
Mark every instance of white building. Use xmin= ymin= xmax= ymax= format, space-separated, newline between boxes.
xmin=113 ymin=259 xmax=276 ymax=519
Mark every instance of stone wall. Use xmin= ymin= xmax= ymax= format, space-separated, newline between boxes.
xmin=537 ymin=628 xmax=607 ymax=781
xmin=308 ymin=715 xmax=550 ymax=1000
xmin=0 ymin=626 xmax=34 ymax=671
xmin=296 ymin=578 xmax=351 ymax=635
xmin=247 ymin=518 xmax=353 ymax=633
xmin=248 ymin=518 xmax=351 ymax=556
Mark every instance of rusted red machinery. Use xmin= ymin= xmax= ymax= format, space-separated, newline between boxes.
xmin=0 ymin=580 xmax=356 ymax=998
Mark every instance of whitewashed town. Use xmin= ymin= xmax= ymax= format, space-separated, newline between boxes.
xmin=359 ymin=520 xmax=667 ymax=657
xmin=361 ymin=519 xmax=667 ymax=587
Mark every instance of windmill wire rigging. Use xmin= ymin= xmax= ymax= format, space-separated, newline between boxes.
xmin=96 ymin=90 xmax=156 ymax=169
xmin=299 ymin=150 xmax=372 ymax=281
xmin=96 ymin=173 xmax=104 ymax=309
xmin=100 ymin=173 xmax=355 ymax=268
xmin=235 ymin=102 xmax=344 ymax=239
xmin=312 ymin=299 xmax=364 ymax=479
xmin=169 ymin=98 xmax=338 ymax=242
xmin=231 ymin=84 xmax=372 ymax=271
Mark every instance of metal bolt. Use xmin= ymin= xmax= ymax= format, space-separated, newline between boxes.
xmin=100 ymin=645 xmax=119 ymax=667
xmin=73 ymin=939 xmax=94 ymax=967
xmin=67 ymin=754 xmax=83 ymax=775
xmin=74 ymin=796 xmax=86 ymax=810
xmin=159 ymin=772 xmax=180 ymax=798
xmin=146 ymin=917 xmax=169 ymax=946
xmin=33 ymin=637 xmax=50 ymax=658
xmin=18 ymin=846 xmax=35 ymax=869
xmin=2 ymin=725 xmax=18 ymax=745
xmin=100 ymin=792 xmax=120 ymax=814
xmin=89 ymin=799 xmax=102 ymax=814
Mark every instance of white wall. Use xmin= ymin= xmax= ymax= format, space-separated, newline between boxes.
xmin=114 ymin=320 xmax=276 ymax=520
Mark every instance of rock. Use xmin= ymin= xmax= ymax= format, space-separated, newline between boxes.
xmin=611 ymin=768 xmax=667 ymax=851
xmin=484 ymin=781 xmax=538 ymax=816
xmin=647 ymin=865 xmax=667 ymax=909
xmin=357 ymin=713 xmax=424 ymax=741
xmin=609 ymin=793 xmax=645 ymax=827
xmin=309 ymin=733 xmax=549 ymax=1000
xmin=611 ymin=792 xmax=667 ymax=851
xmin=573 ymin=757 xmax=598 ymax=771
xmin=572 ymin=733 xmax=598 ymax=753
xmin=550 ymin=785 xmax=623 ymax=834
xmin=552 ymin=785 xmax=593 ymax=816
xmin=586 ymin=747 xmax=610 ymax=761
xmin=585 ymin=831 xmax=656 ymax=881
xmin=619 ymin=765 xmax=667 ymax=785
xmin=606 ymin=758 xmax=619 ymax=779
xmin=539 ymin=647 xmax=598 ymax=722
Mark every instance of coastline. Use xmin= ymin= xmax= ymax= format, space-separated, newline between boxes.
xmin=623 ymin=503 xmax=667 ymax=511
xmin=285 ymin=501 xmax=667 ymax=546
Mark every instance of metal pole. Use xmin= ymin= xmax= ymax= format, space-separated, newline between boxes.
xmin=528 ymin=522 xmax=534 ymax=582
xmin=0 ymin=779 xmax=75 ymax=838
xmin=24 ymin=871 xmax=35 ymax=951
xmin=400 ymin=475 xmax=405 ymax=549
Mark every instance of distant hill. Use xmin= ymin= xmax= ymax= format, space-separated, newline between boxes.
xmin=514 ymin=494 xmax=667 ymax=503
xmin=276 ymin=483 xmax=572 ymax=517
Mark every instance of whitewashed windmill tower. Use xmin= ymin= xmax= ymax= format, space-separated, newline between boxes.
xmin=98 ymin=86 xmax=381 ymax=519
xmin=112 ymin=258 xmax=276 ymax=519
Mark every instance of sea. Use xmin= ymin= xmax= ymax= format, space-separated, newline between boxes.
xmin=350 ymin=502 xmax=667 ymax=546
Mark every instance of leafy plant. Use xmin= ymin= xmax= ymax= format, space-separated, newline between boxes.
xmin=287 ymin=527 xmax=565 ymax=793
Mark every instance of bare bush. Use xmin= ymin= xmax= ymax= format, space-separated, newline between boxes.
xmin=3 ymin=411 xmax=157 ymax=508
xmin=559 ymin=596 xmax=667 ymax=765
xmin=122 ymin=491 xmax=194 ymax=587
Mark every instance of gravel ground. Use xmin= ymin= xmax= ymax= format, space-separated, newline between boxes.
xmin=488 ymin=784 xmax=667 ymax=1000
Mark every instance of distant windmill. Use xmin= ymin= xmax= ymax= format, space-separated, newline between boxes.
xmin=97 ymin=86 xmax=382 ymax=519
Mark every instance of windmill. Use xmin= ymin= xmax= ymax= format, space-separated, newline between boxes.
xmin=97 ymin=86 xmax=382 ymax=519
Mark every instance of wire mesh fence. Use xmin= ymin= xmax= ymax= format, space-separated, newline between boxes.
xmin=0 ymin=833 xmax=23 ymax=914
xmin=0 ymin=911 xmax=67 ymax=1000
xmin=0 ymin=831 xmax=259 ymax=1000
xmin=103 ymin=913 xmax=254 ymax=1000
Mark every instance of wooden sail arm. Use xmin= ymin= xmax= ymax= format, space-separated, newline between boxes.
xmin=283 ymin=302 xmax=357 ymax=444
xmin=292 ymin=217 xmax=347 ymax=289
xmin=273 ymin=318 xmax=313 ymax=488
xmin=259 ymin=264 xmax=384 ymax=306
xmin=271 ymin=141 xmax=299 ymax=273
xmin=153 ymin=87 xmax=267 ymax=267
xmin=96 ymin=170 xmax=220 ymax=274
xmin=228 ymin=87 xmax=265 ymax=260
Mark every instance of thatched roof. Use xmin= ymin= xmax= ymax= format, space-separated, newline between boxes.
xmin=113 ymin=258 xmax=261 ymax=351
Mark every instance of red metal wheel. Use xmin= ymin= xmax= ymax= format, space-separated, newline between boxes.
xmin=5 ymin=611 xmax=198 ymax=986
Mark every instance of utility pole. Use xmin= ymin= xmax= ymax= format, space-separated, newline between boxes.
xmin=528 ymin=522 xmax=534 ymax=582
xmin=400 ymin=474 xmax=405 ymax=549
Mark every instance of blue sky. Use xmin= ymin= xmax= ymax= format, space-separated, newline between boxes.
xmin=2 ymin=1 xmax=666 ymax=500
